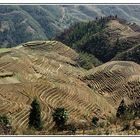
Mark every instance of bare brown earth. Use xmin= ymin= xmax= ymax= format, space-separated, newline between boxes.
xmin=107 ymin=20 xmax=140 ymax=38
xmin=0 ymin=40 xmax=140 ymax=134
xmin=0 ymin=41 xmax=115 ymax=134
xmin=83 ymin=61 xmax=140 ymax=108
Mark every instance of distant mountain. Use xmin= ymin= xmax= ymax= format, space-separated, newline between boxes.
xmin=0 ymin=5 xmax=140 ymax=48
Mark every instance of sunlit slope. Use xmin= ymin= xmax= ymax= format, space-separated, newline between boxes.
xmin=83 ymin=61 xmax=140 ymax=108
xmin=0 ymin=41 xmax=114 ymax=133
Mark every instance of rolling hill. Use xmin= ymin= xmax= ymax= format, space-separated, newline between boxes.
xmin=0 ymin=41 xmax=115 ymax=134
xmin=0 ymin=40 xmax=140 ymax=134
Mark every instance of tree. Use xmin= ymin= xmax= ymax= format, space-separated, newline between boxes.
xmin=116 ymin=99 xmax=127 ymax=118
xmin=52 ymin=107 xmax=68 ymax=130
xmin=92 ymin=116 xmax=99 ymax=127
xmin=28 ymin=98 xmax=42 ymax=130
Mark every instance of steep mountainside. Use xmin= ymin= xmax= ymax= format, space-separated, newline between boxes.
xmin=56 ymin=17 xmax=140 ymax=64
xmin=0 ymin=5 xmax=140 ymax=48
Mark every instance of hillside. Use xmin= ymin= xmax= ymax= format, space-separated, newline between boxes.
xmin=83 ymin=61 xmax=140 ymax=108
xmin=56 ymin=17 xmax=140 ymax=64
xmin=0 ymin=41 xmax=140 ymax=134
xmin=0 ymin=41 xmax=115 ymax=134
xmin=0 ymin=5 xmax=140 ymax=48
xmin=112 ymin=44 xmax=140 ymax=63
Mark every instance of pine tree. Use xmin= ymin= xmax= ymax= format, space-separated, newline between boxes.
xmin=116 ymin=99 xmax=127 ymax=118
xmin=92 ymin=116 xmax=99 ymax=127
xmin=28 ymin=98 xmax=42 ymax=130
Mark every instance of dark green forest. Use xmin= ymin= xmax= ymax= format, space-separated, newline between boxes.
xmin=56 ymin=16 xmax=140 ymax=66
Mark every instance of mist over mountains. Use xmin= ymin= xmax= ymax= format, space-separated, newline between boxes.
xmin=0 ymin=5 xmax=140 ymax=48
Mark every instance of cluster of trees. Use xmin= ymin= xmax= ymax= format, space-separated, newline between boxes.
xmin=56 ymin=15 xmax=140 ymax=65
xmin=75 ymin=52 xmax=102 ymax=70
xmin=56 ymin=18 xmax=105 ymax=50
xmin=28 ymin=98 xmax=43 ymax=130
xmin=114 ymin=44 xmax=140 ymax=65
xmin=95 ymin=15 xmax=118 ymax=27
xmin=56 ymin=16 xmax=118 ymax=63
xmin=1 ymin=97 xmax=140 ymax=135
xmin=28 ymin=98 xmax=140 ymax=133
xmin=28 ymin=98 xmax=100 ymax=134
xmin=116 ymin=99 xmax=140 ymax=120
xmin=28 ymin=99 xmax=68 ymax=131
xmin=116 ymin=99 xmax=140 ymax=131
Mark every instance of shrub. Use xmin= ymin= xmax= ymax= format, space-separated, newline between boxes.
xmin=52 ymin=107 xmax=68 ymax=131
xmin=0 ymin=115 xmax=10 ymax=125
xmin=122 ymin=121 xmax=130 ymax=131
xmin=0 ymin=115 xmax=12 ymax=135
xmin=65 ymin=123 xmax=77 ymax=135
xmin=98 ymin=121 xmax=105 ymax=128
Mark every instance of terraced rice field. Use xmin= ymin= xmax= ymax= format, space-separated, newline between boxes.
xmin=0 ymin=40 xmax=139 ymax=134
xmin=83 ymin=61 xmax=140 ymax=107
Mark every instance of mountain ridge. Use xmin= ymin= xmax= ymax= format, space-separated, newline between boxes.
xmin=1 ymin=5 xmax=140 ymax=48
